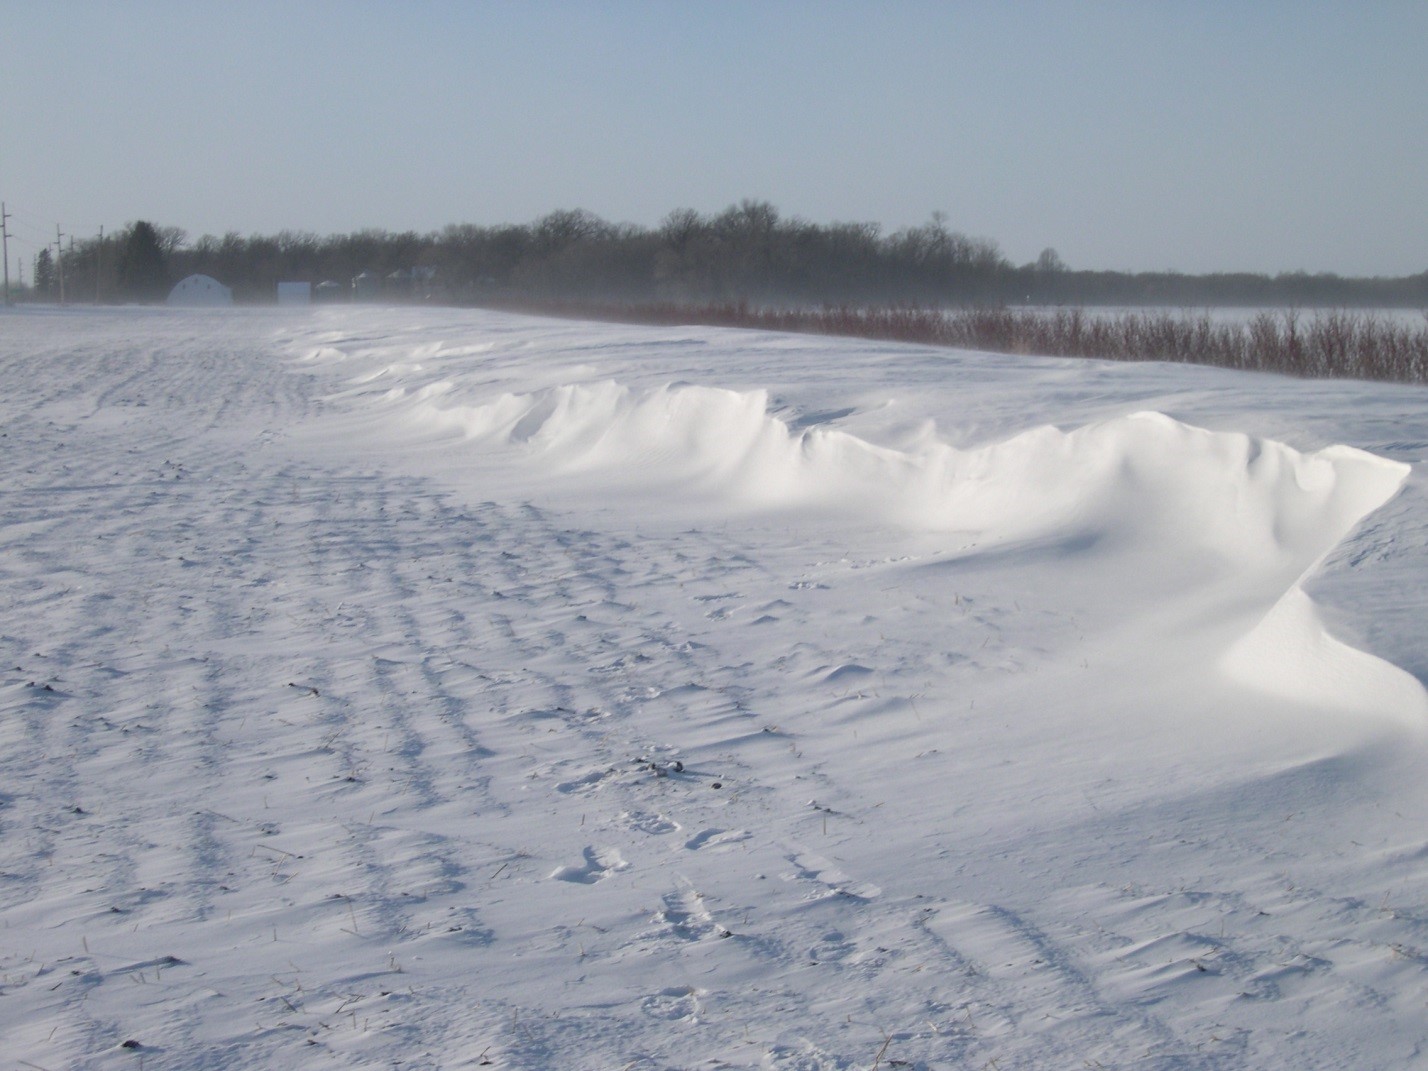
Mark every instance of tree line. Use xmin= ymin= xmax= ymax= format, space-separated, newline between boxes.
xmin=29 ymin=220 xmax=184 ymax=304
xmin=21 ymin=202 xmax=1428 ymax=308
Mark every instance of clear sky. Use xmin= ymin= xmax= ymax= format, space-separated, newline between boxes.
xmin=4 ymin=1 xmax=1426 ymax=276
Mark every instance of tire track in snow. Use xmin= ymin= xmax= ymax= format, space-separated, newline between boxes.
xmin=0 ymin=316 xmax=527 ymax=1065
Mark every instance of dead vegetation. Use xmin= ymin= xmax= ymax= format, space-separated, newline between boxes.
xmin=491 ymin=300 xmax=1428 ymax=385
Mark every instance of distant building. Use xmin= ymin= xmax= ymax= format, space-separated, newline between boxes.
xmin=351 ymin=272 xmax=382 ymax=301
xmin=167 ymin=274 xmax=233 ymax=307
xmin=348 ymin=267 xmax=438 ymax=303
xmin=412 ymin=265 xmax=439 ymax=300
xmin=314 ymin=280 xmax=345 ymax=303
xmin=385 ymin=267 xmax=414 ymax=298
xmin=277 ymin=281 xmax=312 ymax=306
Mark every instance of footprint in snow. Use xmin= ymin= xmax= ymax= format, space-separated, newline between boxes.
xmin=640 ymin=985 xmax=701 ymax=1021
xmin=658 ymin=887 xmax=730 ymax=941
xmin=550 ymin=846 xmax=628 ymax=884
xmin=786 ymin=849 xmax=882 ymax=901
xmin=622 ymin=810 xmax=680 ymax=836
xmin=554 ymin=768 xmax=613 ymax=794
xmin=683 ymin=827 xmax=751 ymax=852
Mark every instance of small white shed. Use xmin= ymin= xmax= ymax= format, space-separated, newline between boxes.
xmin=167 ymin=274 xmax=233 ymax=307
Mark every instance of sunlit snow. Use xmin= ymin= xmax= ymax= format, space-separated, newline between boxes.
xmin=3 ymin=305 xmax=1427 ymax=1070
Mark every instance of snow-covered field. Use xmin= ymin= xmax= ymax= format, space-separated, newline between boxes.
xmin=4 ymin=305 xmax=1428 ymax=1070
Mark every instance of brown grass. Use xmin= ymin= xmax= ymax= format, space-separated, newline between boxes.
xmin=484 ymin=299 xmax=1428 ymax=385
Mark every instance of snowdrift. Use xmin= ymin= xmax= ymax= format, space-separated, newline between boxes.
xmin=416 ymin=381 xmax=1395 ymax=544
xmin=370 ymin=375 xmax=1423 ymax=724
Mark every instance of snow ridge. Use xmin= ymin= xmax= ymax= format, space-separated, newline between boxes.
xmin=375 ymin=376 xmax=1421 ymax=721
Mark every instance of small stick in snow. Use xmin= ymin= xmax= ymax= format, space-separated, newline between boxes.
xmin=870 ymin=1030 xmax=892 ymax=1071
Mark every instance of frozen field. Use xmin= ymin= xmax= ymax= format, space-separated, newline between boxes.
xmin=3 ymin=305 xmax=1428 ymax=1070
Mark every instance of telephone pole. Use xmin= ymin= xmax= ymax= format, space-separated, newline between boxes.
xmin=56 ymin=225 xmax=66 ymax=305
xmin=1 ymin=203 xmax=11 ymax=306
xmin=95 ymin=225 xmax=103 ymax=303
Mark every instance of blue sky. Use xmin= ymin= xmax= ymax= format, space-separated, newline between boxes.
xmin=4 ymin=1 xmax=1426 ymax=275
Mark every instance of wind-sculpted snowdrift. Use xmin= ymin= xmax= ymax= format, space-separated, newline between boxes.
xmin=389 ymin=378 xmax=1402 ymax=557
xmin=379 ymin=377 xmax=1422 ymax=718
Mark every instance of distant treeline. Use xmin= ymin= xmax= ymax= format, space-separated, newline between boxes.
xmin=22 ymin=201 xmax=1428 ymax=308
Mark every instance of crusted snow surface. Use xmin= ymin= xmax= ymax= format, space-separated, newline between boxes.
xmin=3 ymin=305 xmax=1428 ymax=1070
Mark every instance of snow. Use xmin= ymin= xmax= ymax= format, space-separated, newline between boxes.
xmin=166 ymin=275 xmax=234 ymax=307
xmin=3 ymin=304 xmax=1428 ymax=1069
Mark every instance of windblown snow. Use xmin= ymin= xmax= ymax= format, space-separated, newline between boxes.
xmin=4 ymin=305 xmax=1428 ymax=1070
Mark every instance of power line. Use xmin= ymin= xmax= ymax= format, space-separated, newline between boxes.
xmin=1 ymin=203 xmax=11 ymax=306
xmin=8 ymin=208 xmax=54 ymax=246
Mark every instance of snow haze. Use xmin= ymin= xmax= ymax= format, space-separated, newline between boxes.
xmin=4 ymin=3 xmax=1428 ymax=275
xmin=4 ymin=305 xmax=1428 ymax=1068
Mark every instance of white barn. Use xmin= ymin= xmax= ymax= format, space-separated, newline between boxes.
xmin=167 ymin=274 xmax=233 ymax=307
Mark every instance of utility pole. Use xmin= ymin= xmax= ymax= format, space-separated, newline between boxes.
xmin=1 ymin=203 xmax=10 ymax=306
xmin=96 ymin=225 xmax=103 ymax=303
xmin=56 ymin=225 xmax=66 ymax=305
